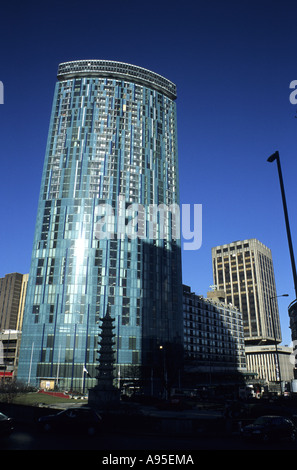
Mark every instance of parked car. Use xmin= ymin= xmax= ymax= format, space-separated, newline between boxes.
xmin=0 ymin=412 xmax=14 ymax=436
xmin=38 ymin=406 xmax=102 ymax=436
xmin=241 ymin=415 xmax=297 ymax=442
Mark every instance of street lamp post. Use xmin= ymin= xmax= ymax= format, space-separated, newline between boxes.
xmin=269 ymin=293 xmax=289 ymax=394
xmin=267 ymin=152 xmax=297 ymax=298
xmin=159 ymin=345 xmax=168 ymax=400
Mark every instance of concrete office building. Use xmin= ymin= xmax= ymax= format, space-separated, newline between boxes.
xmin=0 ymin=273 xmax=28 ymax=331
xmin=212 ymin=239 xmax=281 ymax=345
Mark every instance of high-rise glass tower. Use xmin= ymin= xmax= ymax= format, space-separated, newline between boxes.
xmin=17 ymin=60 xmax=183 ymax=391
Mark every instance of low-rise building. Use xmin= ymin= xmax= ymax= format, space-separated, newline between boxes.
xmin=245 ymin=344 xmax=294 ymax=389
xmin=182 ymin=285 xmax=247 ymax=385
xmin=0 ymin=329 xmax=22 ymax=380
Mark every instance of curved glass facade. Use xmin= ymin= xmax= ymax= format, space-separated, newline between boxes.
xmin=17 ymin=61 xmax=183 ymax=391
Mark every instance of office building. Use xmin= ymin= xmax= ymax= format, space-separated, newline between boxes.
xmin=183 ymin=285 xmax=247 ymax=380
xmin=212 ymin=239 xmax=281 ymax=345
xmin=0 ymin=273 xmax=28 ymax=379
xmin=0 ymin=273 xmax=28 ymax=331
xmin=289 ymin=299 xmax=297 ymax=377
xmin=17 ymin=60 xmax=183 ymax=391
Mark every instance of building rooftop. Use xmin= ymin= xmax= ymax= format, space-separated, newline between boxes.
xmin=57 ymin=60 xmax=177 ymax=100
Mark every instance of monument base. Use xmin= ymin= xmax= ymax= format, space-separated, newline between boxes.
xmin=88 ymin=386 xmax=120 ymax=408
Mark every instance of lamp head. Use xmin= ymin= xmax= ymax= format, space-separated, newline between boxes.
xmin=267 ymin=151 xmax=279 ymax=162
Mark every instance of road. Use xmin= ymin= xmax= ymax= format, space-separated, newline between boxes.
xmin=1 ymin=424 xmax=297 ymax=451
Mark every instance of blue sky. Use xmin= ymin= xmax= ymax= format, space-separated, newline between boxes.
xmin=0 ymin=0 xmax=297 ymax=345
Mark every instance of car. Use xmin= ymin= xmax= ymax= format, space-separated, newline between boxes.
xmin=241 ymin=415 xmax=297 ymax=442
xmin=0 ymin=412 xmax=14 ymax=436
xmin=38 ymin=406 xmax=102 ymax=436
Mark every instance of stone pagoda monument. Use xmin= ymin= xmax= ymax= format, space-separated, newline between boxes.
xmin=88 ymin=306 xmax=120 ymax=407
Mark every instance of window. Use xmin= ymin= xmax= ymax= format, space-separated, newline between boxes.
xmin=129 ymin=337 xmax=137 ymax=349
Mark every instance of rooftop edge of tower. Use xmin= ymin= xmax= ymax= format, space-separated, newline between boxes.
xmin=57 ymin=59 xmax=177 ymax=100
